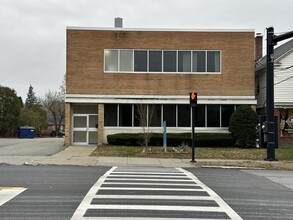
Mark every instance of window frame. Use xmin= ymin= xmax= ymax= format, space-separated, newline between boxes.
xmin=104 ymin=49 xmax=221 ymax=74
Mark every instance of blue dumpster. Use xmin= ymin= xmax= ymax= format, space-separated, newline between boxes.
xmin=18 ymin=126 xmax=35 ymax=139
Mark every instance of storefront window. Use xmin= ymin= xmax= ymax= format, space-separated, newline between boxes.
xmin=104 ymin=104 xmax=117 ymax=126
xmin=119 ymin=104 xmax=132 ymax=126
xmin=207 ymin=105 xmax=220 ymax=127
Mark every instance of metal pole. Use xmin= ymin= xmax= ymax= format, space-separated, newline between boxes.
xmin=163 ymin=120 xmax=167 ymax=152
xmin=191 ymin=106 xmax=196 ymax=162
xmin=266 ymin=27 xmax=277 ymax=161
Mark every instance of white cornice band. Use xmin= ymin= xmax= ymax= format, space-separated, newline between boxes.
xmin=66 ymin=94 xmax=257 ymax=105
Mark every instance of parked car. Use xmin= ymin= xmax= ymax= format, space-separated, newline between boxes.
xmin=50 ymin=130 xmax=65 ymax=137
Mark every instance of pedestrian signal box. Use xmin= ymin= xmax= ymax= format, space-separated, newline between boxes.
xmin=190 ymin=92 xmax=198 ymax=107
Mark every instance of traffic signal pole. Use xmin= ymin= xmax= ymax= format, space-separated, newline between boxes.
xmin=190 ymin=93 xmax=197 ymax=163
xmin=191 ymin=106 xmax=195 ymax=162
xmin=265 ymin=27 xmax=293 ymax=161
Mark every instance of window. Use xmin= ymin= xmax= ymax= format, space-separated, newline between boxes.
xmin=194 ymin=105 xmax=205 ymax=127
xmin=163 ymin=51 xmax=177 ymax=72
xmin=163 ymin=104 xmax=176 ymax=127
xmin=103 ymin=104 xmax=234 ymax=128
xmin=192 ymin=51 xmax=206 ymax=72
xmin=207 ymin=51 xmax=220 ymax=72
xmin=149 ymin=104 xmax=161 ymax=127
xmin=119 ymin=104 xmax=132 ymax=127
xmin=120 ymin=50 xmax=133 ymax=71
xmin=221 ymin=105 xmax=235 ymax=127
xmin=149 ymin=51 xmax=162 ymax=72
xmin=178 ymin=51 xmax=191 ymax=72
xmin=105 ymin=49 xmax=221 ymax=73
xmin=104 ymin=104 xmax=117 ymax=126
xmin=178 ymin=105 xmax=190 ymax=127
xmin=134 ymin=50 xmax=147 ymax=72
xmin=134 ymin=104 xmax=147 ymax=127
xmin=207 ymin=105 xmax=220 ymax=127
xmin=105 ymin=50 xmax=118 ymax=71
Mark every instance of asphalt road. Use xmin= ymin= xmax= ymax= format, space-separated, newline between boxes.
xmin=0 ymin=138 xmax=65 ymax=156
xmin=0 ymin=165 xmax=292 ymax=220
xmin=187 ymin=168 xmax=293 ymax=220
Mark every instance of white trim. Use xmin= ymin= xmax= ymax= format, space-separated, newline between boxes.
xmin=66 ymin=94 xmax=257 ymax=105
xmin=66 ymin=26 xmax=254 ymax=33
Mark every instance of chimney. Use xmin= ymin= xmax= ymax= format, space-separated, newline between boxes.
xmin=115 ymin=17 xmax=123 ymax=28
xmin=255 ymin=33 xmax=263 ymax=61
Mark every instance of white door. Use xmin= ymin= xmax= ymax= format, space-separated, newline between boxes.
xmin=72 ymin=114 xmax=98 ymax=145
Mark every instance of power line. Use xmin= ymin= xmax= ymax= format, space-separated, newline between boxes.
xmin=274 ymin=75 xmax=293 ymax=85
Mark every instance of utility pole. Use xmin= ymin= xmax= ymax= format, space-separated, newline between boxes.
xmin=265 ymin=27 xmax=293 ymax=161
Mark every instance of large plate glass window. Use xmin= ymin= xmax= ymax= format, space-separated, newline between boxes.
xmin=163 ymin=51 xmax=177 ymax=72
xmin=119 ymin=104 xmax=132 ymax=126
xmin=221 ymin=105 xmax=235 ymax=127
xmin=195 ymin=105 xmax=205 ymax=127
xmin=207 ymin=105 xmax=220 ymax=127
xmin=104 ymin=104 xmax=118 ymax=126
xmin=207 ymin=51 xmax=220 ymax=72
xmin=149 ymin=104 xmax=161 ymax=127
xmin=192 ymin=51 xmax=206 ymax=72
xmin=149 ymin=51 xmax=162 ymax=72
xmin=120 ymin=50 xmax=133 ymax=71
xmin=134 ymin=50 xmax=147 ymax=72
xmin=178 ymin=105 xmax=190 ymax=127
xmin=163 ymin=104 xmax=176 ymax=127
xmin=105 ymin=50 xmax=118 ymax=71
xmin=178 ymin=51 xmax=191 ymax=72
xmin=134 ymin=104 xmax=147 ymax=127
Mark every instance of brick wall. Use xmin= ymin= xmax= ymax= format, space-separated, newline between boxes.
xmin=64 ymin=103 xmax=71 ymax=146
xmin=98 ymin=104 xmax=104 ymax=146
xmin=66 ymin=29 xmax=255 ymax=97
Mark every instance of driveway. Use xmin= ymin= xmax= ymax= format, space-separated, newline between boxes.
xmin=0 ymin=138 xmax=65 ymax=156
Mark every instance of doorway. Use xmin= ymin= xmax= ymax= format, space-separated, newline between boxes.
xmin=72 ymin=114 xmax=98 ymax=145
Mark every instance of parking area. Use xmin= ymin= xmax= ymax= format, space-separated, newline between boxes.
xmin=0 ymin=138 xmax=65 ymax=156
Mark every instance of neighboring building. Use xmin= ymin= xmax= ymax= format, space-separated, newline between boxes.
xmin=65 ymin=19 xmax=256 ymax=146
xmin=255 ymin=38 xmax=293 ymax=142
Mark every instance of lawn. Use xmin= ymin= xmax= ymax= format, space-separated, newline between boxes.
xmin=91 ymin=145 xmax=293 ymax=161
xmin=90 ymin=145 xmax=293 ymax=170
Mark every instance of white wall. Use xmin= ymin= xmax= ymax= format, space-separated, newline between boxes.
xmin=275 ymin=51 xmax=293 ymax=105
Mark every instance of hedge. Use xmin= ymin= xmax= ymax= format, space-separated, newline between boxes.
xmin=107 ymin=133 xmax=235 ymax=147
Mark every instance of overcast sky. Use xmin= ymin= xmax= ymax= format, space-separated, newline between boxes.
xmin=0 ymin=0 xmax=292 ymax=101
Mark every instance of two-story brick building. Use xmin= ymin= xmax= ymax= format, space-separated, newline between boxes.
xmin=65 ymin=20 xmax=256 ymax=146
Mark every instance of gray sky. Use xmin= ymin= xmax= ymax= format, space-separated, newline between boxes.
xmin=0 ymin=0 xmax=292 ymax=101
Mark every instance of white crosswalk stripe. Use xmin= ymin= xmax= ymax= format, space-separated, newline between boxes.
xmin=0 ymin=187 xmax=26 ymax=206
xmin=71 ymin=166 xmax=242 ymax=220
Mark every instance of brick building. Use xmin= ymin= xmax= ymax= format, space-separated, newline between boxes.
xmin=65 ymin=21 xmax=256 ymax=146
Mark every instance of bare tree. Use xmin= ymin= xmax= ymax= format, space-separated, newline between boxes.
xmin=40 ymin=90 xmax=65 ymax=135
xmin=135 ymin=104 xmax=155 ymax=146
xmin=40 ymin=76 xmax=65 ymax=135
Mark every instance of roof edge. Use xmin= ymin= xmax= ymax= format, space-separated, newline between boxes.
xmin=66 ymin=26 xmax=254 ymax=33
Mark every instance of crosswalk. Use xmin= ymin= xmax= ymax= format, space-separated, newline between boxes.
xmin=0 ymin=187 xmax=26 ymax=206
xmin=71 ymin=166 xmax=242 ymax=220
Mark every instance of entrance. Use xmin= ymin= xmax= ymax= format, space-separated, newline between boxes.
xmin=72 ymin=114 xmax=98 ymax=145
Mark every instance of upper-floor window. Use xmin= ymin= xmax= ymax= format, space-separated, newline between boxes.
xmin=104 ymin=49 xmax=221 ymax=74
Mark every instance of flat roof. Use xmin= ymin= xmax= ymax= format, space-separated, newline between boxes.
xmin=66 ymin=26 xmax=254 ymax=33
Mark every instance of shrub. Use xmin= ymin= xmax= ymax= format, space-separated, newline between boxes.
xmin=107 ymin=133 xmax=235 ymax=147
xmin=229 ymin=105 xmax=258 ymax=147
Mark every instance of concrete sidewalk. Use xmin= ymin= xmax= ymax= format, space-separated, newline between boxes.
xmin=23 ymin=145 xmax=195 ymax=167
xmin=1 ymin=145 xmax=291 ymax=169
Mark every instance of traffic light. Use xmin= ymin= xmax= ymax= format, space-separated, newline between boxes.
xmin=190 ymin=92 xmax=198 ymax=107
